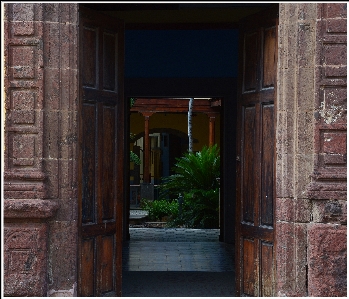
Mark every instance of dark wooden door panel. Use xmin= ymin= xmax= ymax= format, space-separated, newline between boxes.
xmin=236 ymin=5 xmax=278 ymax=297
xmin=82 ymin=103 xmax=96 ymax=224
xmin=262 ymin=27 xmax=277 ymax=88
xmin=78 ymin=6 xmax=124 ymax=297
xmin=242 ymin=106 xmax=256 ymax=224
xmin=80 ymin=238 xmax=95 ymax=296
xmin=242 ymin=238 xmax=257 ymax=296
xmin=243 ymin=32 xmax=259 ymax=92
xmin=261 ymin=241 xmax=275 ymax=296
xmin=261 ymin=104 xmax=274 ymax=227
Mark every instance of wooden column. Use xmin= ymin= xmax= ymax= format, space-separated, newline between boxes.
xmin=208 ymin=113 xmax=217 ymax=147
xmin=142 ymin=112 xmax=153 ymax=183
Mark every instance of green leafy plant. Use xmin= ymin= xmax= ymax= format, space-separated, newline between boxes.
xmin=182 ymin=189 xmax=219 ymax=228
xmin=159 ymin=145 xmax=220 ymax=228
xmin=141 ymin=199 xmax=178 ymax=222
xmin=130 ymin=151 xmax=141 ymax=165
xmin=160 ymin=145 xmax=220 ymax=197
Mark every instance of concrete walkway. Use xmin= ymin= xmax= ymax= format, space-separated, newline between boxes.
xmin=122 ymin=228 xmax=236 ymax=297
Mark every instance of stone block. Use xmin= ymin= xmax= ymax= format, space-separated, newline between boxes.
xmin=299 ymin=3 xmax=317 ymax=20
xmin=324 ymin=65 xmax=347 ymax=78
xmin=312 ymin=199 xmax=347 ymax=224
xmin=44 ymin=69 xmax=61 ymax=110
xmin=294 ymin=223 xmax=308 ymax=295
xmin=276 ymin=198 xmax=294 ymax=222
xmin=295 ymin=198 xmax=312 ymax=222
xmin=295 ymin=154 xmax=314 ymax=197
xmin=60 ymin=23 xmax=78 ymax=69
xmin=43 ymin=3 xmax=60 ymax=22
xmin=60 ymin=110 xmax=77 ymax=160
xmin=297 ymin=23 xmax=315 ymax=68
xmin=43 ymin=22 xmax=61 ymax=68
xmin=10 ymin=45 xmax=36 ymax=79
xmin=48 ymin=221 xmax=78 ymax=290
xmin=276 ymin=198 xmax=311 ymax=223
xmin=61 ymin=68 xmax=78 ymax=110
xmin=296 ymin=111 xmax=314 ymax=154
xmin=12 ymin=3 xmax=35 ymax=21
xmin=323 ymin=131 xmax=347 ymax=154
xmin=12 ymin=134 xmax=35 ymax=166
xmin=327 ymin=19 xmax=347 ymax=33
xmin=308 ymin=223 xmax=347 ymax=297
xmin=297 ymin=68 xmax=315 ymax=111
xmin=323 ymin=43 xmax=347 ymax=66
xmin=43 ymin=159 xmax=59 ymax=199
xmin=326 ymin=3 xmax=347 ymax=18
xmin=275 ymin=221 xmax=308 ymax=296
xmin=4 ymin=222 xmax=48 ymax=296
xmin=59 ymin=158 xmax=78 ymax=201
xmin=54 ymin=198 xmax=78 ymax=222
xmin=12 ymin=21 xmax=35 ymax=36
xmin=44 ymin=110 xmax=60 ymax=159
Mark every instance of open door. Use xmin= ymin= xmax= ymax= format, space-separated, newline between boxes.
xmin=78 ymin=7 xmax=125 ymax=296
xmin=236 ymin=6 xmax=278 ymax=296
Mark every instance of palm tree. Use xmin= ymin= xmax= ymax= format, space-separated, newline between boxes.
xmin=159 ymin=145 xmax=220 ymax=228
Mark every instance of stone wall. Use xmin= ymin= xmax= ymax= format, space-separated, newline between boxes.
xmin=308 ymin=3 xmax=347 ymax=296
xmin=277 ymin=3 xmax=347 ymax=296
xmin=3 ymin=3 xmax=79 ymax=296
xmin=3 ymin=2 xmax=346 ymax=297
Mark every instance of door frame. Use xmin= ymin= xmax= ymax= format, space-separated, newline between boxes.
xmin=77 ymin=3 xmax=278 ymax=296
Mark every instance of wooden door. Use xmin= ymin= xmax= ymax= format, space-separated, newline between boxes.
xmin=236 ymin=6 xmax=278 ymax=297
xmin=78 ymin=7 xmax=125 ymax=296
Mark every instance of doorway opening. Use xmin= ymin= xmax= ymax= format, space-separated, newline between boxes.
xmin=124 ymin=94 xmax=231 ymax=296
xmin=78 ymin=3 xmax=278 ymax=296
xmin=121 ymin=15 xmax=238 ymax=296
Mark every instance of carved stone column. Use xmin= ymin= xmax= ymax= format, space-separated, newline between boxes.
xmin=3 ymin=3 xmax=79 ymax=296
xmin=276 ymin=3 xmax=346 ymax=297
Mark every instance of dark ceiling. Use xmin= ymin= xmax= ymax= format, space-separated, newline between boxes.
xmin=82 ymin=3 xmax=271 ymax=11
xmin=81 ymin=3 xmax=275 ymax=28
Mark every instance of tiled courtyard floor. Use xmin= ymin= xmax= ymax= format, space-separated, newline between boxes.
xmin=122 ymin=228 xmax=236 ymax=297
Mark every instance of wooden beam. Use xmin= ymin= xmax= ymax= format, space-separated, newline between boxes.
xmin=130 ymin=98 xmax=221 ymax=114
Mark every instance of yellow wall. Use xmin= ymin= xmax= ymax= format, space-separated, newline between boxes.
xmin=130 ymin=112 xmax=220 ymax=152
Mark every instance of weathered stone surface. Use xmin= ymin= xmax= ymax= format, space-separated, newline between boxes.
xmin=312 ymin=199 xmax=347 ymax=224
xmin=275 ymin=222 xmax=308 ymax=296
xmin=308 ymin=224 xmax=347 ymax=297
xmin=276 ymin=2 xmax=347 ymax=297
xmin=48 ymin=221 xmax=78 ymax=291
xmin=276 ymin=198 xmax=311 ymax=222
xmin=4 ymin=223 xmax=48 ymax=296
xmin=2 ymin=2 xmax=346 ymax=297
xmin=4 ymin=3 xmax=79 ymax=297
xmin=4 ymin=199 xmax=59 ymax=219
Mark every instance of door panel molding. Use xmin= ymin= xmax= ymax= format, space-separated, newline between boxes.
xmin=236 ymin=5 xmax=278 ymax=296
xmin=78 ymin=6 xmax=124 ymax=296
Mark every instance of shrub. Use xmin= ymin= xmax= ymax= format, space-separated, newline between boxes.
xmin=159 ymin=145 xmax=220 ymax=228
xmin=141 ymin=199 xmax=178 ymax=222
xmin=160 ymin=145 xmax=220 ymax=196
